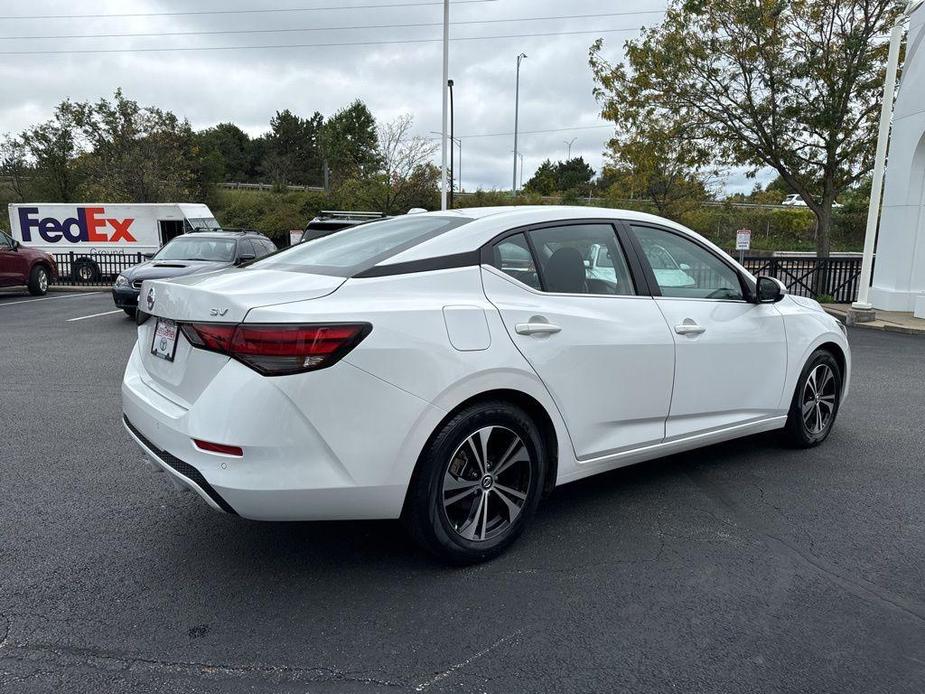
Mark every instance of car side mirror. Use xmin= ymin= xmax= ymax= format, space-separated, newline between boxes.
xmin=236 ymin=253 xmax=256 ymax=266
xmin=756 ymin=275 xmax=786 ymax=303
xmin=142 ymin=252 xmax=155 ymax=260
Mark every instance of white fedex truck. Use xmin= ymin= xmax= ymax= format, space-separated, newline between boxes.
xmin=7 ymin=203 xmax=220 ymax=281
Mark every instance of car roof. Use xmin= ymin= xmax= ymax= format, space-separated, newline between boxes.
xmin=377 ymin=205 xmax=748 ymax=275
xmin=181 ymin=231 xmax=267 ymax=239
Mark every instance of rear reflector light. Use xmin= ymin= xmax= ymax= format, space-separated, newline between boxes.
xmin=193 ymin=439 xmax=243 ymax=456
xmin=180 ymin=322 xmax=371 ymax=376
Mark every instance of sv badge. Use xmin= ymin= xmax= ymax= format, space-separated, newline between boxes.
xmin=209 ymin=308 xmax=229 ymax=317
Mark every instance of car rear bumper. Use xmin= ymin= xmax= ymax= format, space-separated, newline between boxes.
xmin=112 ymin=287 xmax=139 ymax=309
xmin=120 ymin=339 xmax=443 ymax=521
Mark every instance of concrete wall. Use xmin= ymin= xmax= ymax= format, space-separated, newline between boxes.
xmin=870 ymin=4 xmax=925 ymax=311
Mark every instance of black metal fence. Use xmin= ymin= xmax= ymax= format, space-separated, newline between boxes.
xmin=51 ymin=252 xmax=147 ymax=286
xmin=740 ymin=256 xmax=864 ymax=303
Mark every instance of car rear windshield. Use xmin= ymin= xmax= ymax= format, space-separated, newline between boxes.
xmin=253 ymin=215 xmax=471 ymax=276
xmin=155 ymin=237 xmax=236 ymax=262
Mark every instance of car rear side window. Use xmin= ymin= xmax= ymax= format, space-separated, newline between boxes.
xmin=238 ymin=239 xmax=256 ymax=259
xmin=531 ymin=224 xmax=636 ymax=295
xmin=490 ymin=233 xmax=541 ymax=289
xmin=254 ymin=216 xmax=471 ymax=277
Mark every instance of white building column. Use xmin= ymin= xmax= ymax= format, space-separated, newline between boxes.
xmin=869 ymin=2 xmax=925 ymax=313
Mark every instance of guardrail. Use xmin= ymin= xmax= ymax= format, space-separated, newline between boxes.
xmin=51 ymin=251 xmax=147 ymax=287
xmin=218 ymin=182 xmax=326 ymax=193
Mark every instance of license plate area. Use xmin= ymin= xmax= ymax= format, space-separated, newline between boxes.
xmin=151 ymin=318 xmax=179 ymax=362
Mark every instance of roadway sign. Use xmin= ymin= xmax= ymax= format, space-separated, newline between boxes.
xmin=736 ymin=229 xmax=752 ymax=251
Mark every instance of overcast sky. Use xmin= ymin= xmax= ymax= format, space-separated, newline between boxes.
xmin=0 ymin=0 xmax=764 ymax=193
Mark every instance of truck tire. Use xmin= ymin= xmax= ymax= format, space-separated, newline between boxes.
xmin=72 ymin=259 xmax=101 ymax=283
xmin=27 ymin=265 xmax=50 ymax=296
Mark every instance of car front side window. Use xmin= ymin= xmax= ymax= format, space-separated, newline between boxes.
xmin=631 ymin=225 xmax=744 ymax=301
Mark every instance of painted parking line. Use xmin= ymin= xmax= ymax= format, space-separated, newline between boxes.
xmin=66 ymin=309 xmax=125 ymax=322
xmin=0 ymin=292 xmax=104 ymax=308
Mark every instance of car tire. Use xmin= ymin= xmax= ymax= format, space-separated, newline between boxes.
xmin=404 ymin=401 xmax=547 ymax=564
xmin=123 ymin=308 xmax=137 ymax=319
xmin=783 ymin=349 xmax=842 ymax=448
xmin=27 ymin=265 xmax=49 ymax=296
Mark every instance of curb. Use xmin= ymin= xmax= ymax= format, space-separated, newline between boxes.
xmin=1 ymin=286 xmax=107 ymax=298
xmin=823 ymin=306 xmax=925 ymax=336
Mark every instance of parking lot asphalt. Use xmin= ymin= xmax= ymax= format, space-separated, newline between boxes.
xmin=1 ymin=289 xmax=923 ymax=693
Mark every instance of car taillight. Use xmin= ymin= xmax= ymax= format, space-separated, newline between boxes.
xmin=181 ymin=323 xmax=236 ymax=352
xmin=180 ymin=323 xmax=370 ymax=376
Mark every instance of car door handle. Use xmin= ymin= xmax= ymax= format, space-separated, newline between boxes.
xmin=515 ymin=322 xmax=562 ymax=336
xmin=674 ymin=322 xmax=706 ymax=336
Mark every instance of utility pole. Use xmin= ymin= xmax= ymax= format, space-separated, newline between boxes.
xmin=440 ymin=0 xmax=449 ymax=211
xmin=564 ymin=137 xmax=577 ymax=160
xmin=448 ymin=79 xmax=455 ymax=209
xmin=512 ymin=52 xmax=526 ymax=198
xmin=518 ymin=152 xmax=524 ymax=193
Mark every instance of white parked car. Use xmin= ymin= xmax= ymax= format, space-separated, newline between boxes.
xmin=781 ymin=194 xmax=843 ymax=208
xmin=122 ymin=206 xmax=850 ymax=563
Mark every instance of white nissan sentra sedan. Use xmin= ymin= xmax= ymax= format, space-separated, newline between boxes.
xmin=122 ymin=206 xmax=850 ymax=563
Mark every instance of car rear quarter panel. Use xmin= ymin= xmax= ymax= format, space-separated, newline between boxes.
xmin=243 ymin=266 xmax=578 ymax=486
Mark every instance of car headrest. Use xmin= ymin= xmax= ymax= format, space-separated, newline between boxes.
xmin=544 ymin=247 xmax=586 ymax=294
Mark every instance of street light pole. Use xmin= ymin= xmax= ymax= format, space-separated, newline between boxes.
xmin=456 ymin=137 xmax=462 ymax=194
xmin=518 ymin=152 xmax=524 ymax=192
xmin=512 ymin=52 xmax=526 ymax=198
xmin=440 ymin=0 xmax=449 ymax=211
xmin=448 ymin=79 xmax=455 ymax=209
xmin=852 ymin=15 xmax=908 ymax=312
xmin=564 ymin=137 xmax=577 ymax=160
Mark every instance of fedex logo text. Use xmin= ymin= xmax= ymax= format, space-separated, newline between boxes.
xmin=18 ymin=207 xmax=137 ymax=244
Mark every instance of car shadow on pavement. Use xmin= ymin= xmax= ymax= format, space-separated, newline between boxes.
xmin=158 ymin=430 xmax=793 ymax=575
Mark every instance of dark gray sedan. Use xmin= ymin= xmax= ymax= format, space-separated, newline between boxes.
xmin=112 ymin=230 xmax=276 ymax=317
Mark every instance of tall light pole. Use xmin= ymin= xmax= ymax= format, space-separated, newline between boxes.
xmin=430 ymin=132 xmax=462 ymax=193
xmin=851 ymin=1 xmax=919 ymax=315
xmin=448 ymin=78 xmax=455 ymax=208
xmin=440 ymin=0 xmax=449 ymax=211
xmin=512 ymin=151 xmax=524 ymax=193
xmin=512 ymin=52 xmax=527 ymax=198
xmin=456 ymin=137 xmax=463 ymax=193
xmin=519 ymin=152 xmax=524 ymax=192
xmin=564 ymin=137 xmax=577 ymax=160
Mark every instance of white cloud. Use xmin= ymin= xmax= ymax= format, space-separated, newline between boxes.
xmin=0 ymin=0 xmax=673 ymax=189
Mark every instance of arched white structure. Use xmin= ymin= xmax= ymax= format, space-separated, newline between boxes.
xmin=870 ymin=2 xmax=925 ymax=314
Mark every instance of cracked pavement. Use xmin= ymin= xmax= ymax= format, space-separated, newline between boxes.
xmin=1 ymin=291 xmax=924 ymax=693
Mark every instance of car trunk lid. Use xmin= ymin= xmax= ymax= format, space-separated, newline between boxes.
xmin=136 ymin=268 xmax=345 ymax=407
